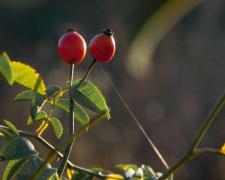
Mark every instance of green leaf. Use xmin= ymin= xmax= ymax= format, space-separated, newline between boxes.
xmin=30 ymin=94 xmax=47 ymax=122
xmin=116 ymin=164 xmax=138 ymax=171
xmin=4 ymin=120 xmax=19 ymax=137
xmin=72 ymin=171 xmax=93 ymax=180
xmin=31 ymin=99 xmax=39 ymax=122
xmin=91 ymin=168 xmax=112 ymax=177
xmin=10 ymin=61 xmax=46 ymax=96
xmin=0 ymin=127 xmax=14 ymax=141
xmin=48 ymin=173 xmax=60 ymax=180
xmin=14 ymin=90 xmax=36 ymax=101
xmin=27 ymin=111 xmax=47 ymax=125
xmin=73 ymin=101 xmax=89 ymax=126
xmin=16 ymin=157 xmax=57 ymax=180
xmin=3 ymin=158 xmax=28 ymax=180
xmin=55 ymin=99 xmax=69 ymax=112
xmin=49 ymin=118 xmax=63 ymax=139
xmin=46 ymin=85 xmax=61 ymax=97
xmin=69 ymin=79 xmax=110 ymax=119
xmin=14 ymin=90 xmax=47 ymax=122
xmin=56 ymin=99 xmax=89 ymax=125
xmin=0 ymin=138 xmax=38 ymax=161
xmin=14 ymin=90 xmax=46 ymax=103
xmin=0 ymin=52 xmax=13 ymax=85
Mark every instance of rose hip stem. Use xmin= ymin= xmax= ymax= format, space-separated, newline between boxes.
xmin=58 ymin=64 xmax=75 ymax=177
xmin=82 ymin=59 xmax=97 ymax=81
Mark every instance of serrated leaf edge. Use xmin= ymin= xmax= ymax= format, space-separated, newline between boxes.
xmin=72 ymin=80 xmax=110 ymax=119
xmin=3 ymin=120 xmax=19 ymax=137
xmin=10 ymin=61 xmax=46 ymax=96
xmin=49 ymin=118 xmax=63 ymax=139
xmin=14 ymin=90 xmax=35 ymax=102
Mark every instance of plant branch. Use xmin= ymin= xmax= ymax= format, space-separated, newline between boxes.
xmin=30 ymin=110 xmax=108 ymax=179
xmin=0 ymin=124 xmax=122 ymax=179
xmin=159 ymin=89 xmax=225 ymax=180
xmin=187 ymin=91 xmax=225 ymax=151
xmin=195 ymin=148 xmax=225 ymax=156
xmin=58 ymin=64 xmax=75 ymax=177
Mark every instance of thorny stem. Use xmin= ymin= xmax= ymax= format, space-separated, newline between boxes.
xmin=30 ymin=111 xmax=108 ymax=179
xmin=58 ymin=64 xmax=75 ymax=177
xmin=159 ymin=90 xmax=225 ymax=180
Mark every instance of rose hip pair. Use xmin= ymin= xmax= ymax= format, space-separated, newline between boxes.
xmin=57 ymin=28 xmax=115 ymax=64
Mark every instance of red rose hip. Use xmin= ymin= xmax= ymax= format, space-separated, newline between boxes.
xmin=58 ymin=28 xmax=86 ymax=64
xmin=88 ymin=28 xmax=115 ymax=63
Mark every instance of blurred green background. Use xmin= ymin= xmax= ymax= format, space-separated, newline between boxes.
xmin=1 ymin=0 xmax=225 ymax=179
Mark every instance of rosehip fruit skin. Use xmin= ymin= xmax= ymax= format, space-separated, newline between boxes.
xmin=58 ymin=29 xmax=86 ymax=64
xmin=88 ymin=28 xmax=115 ymax=63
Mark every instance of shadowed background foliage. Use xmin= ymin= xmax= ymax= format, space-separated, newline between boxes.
xmin=1 ymin=0 xmax=225 ymax=179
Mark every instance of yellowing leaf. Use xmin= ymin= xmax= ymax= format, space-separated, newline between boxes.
xmin=220 ymin=143 xmax=225 ymax=153
xmin=36 ymin=121 xmax=49 ymax=136
xmin=106 ymin=174 xmax=124 ymax=180
xmin=10 ymin=61 xmax=46 ymax=96
xmin=67 ymin=168 xmax=74 ymax=180
xmin=116 ymin=164 xmax=137 ymax=171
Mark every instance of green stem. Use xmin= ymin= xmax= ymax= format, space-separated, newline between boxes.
xmin=83 ymin=59 xmax=97 ymax=81
xmin=188 ymin=91 xmax=225 ymax=151
xmin=36 ymin=89 xmax=67 ymax=135
xmin=30 ymin=110 xmax=108 ymax=179
xmin=195 ymin=148 xmax=225 ymax=156
xmin=158 ymin=153 xmax=196 ymax=180
xmin=58 ymin=64 xmax=75 ymax=177
xmin=159 ymin=90 xmax=225 ymax=180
